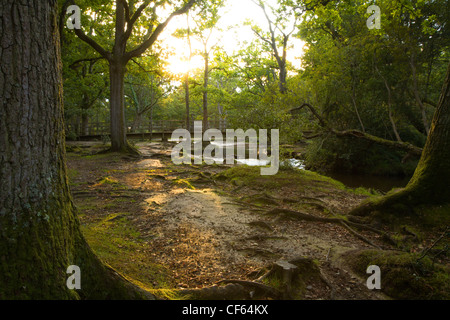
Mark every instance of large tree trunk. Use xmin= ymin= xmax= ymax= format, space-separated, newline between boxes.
xmin=278 ymin=56 xmax=287 ymax=94
xmin=73 ymin=0 xmax=196 ymax=154
xmin=351 ymin=61 xmax=450 ymax=215
xmin=0 ymin=0 xmax=152 ymax=299
xmin=109 ymin=62 xmax=128 ymax=152
xmin=404 ymin=60 xmax=450 ymax=202
xmin=185 ymin=17 xmax=192 ymax=132
xmin=130 ymin=113 xmax=143 ymax=133
xmin=185 ymin=73 xmax=190 ymax=131
xmin=81 ymin=113 xmax=90 ymax=136
xmin=108 ymin=1 xmax=130 ymax=152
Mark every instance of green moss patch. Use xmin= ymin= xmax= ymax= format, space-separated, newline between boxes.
xmin=343 ymin=249 xmax=450 ymax=299
xmin=415 ymin=204 xmax=450 ymax=228
xmin=80 ymin=213 xmax=174 ymax=292
xmin=215 ymin=165 xmax=374 ymax=197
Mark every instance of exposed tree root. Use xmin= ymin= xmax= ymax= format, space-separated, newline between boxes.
xmin=217 ymin=280 xmax=283 ymax=299
xmin=417 ymin=227 xmax=449 ymax=262
xmin=241 ymin=193 xmax=328 ymax=206
xmin=239 ymin=194 xmax=281 ymax=206
xmin=176 ymin=257 xmax=337 ymax=300
xmin=178 ymin=280 xmax=282 ymax=300
xmin=266 ymin=208 xmax=385 ymax=249
xmin=95 ymin=143 xmax=142 ymax=157
xmin=243 ymin=234 xmax=287 ymax=241
xmin=338 ymin=221 xmax=382 ymax=249
xmin=266 ymin=208 xmax=341 ymax=223
xmin=231 ymin=189 xmax=397 ymax=248
xmin=232 ymin=199 xmax=269 ymax=209
xmin=322 ymin=204 xmax=398 ymax=247
xmin=179 ymin=283 xmax=252 ymax=300
xmin=290 ymin=196 xmax=328 ymax=204
xmin=72 ymin=191 xmax=98 ymax=197
xmin=296 ymin=201 xmax=338 ymax=215
xmin=347 ymin=187 xmax=414 ymax=217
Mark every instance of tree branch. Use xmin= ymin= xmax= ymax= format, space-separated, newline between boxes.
xmin=296 ymin=103 xmax=423 ymax=156
xmin=121 ymin=0 xmax=131 ymax=23
xmin=125 ymin=0 xmax=196 ymax=60
xmin=251 ymin=27 xmax=273 ymax=47
xmin=69 ymin=57 xmax=105 ymax=70
xmin=123 ymin=0 xmax=152 ymax=43
xmin=74 ymin=28 xmax=112 ymax=61
xmin=130 ymin=58 xmax=163 ymax=77
xmin=63 ymin=0 xmax=112 ymax=60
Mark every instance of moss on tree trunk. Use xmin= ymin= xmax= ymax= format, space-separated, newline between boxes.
xmin=0 ymin=0 xmax=152 ymax=299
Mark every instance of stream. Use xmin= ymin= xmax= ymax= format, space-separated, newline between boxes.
xmin=325 ymin=172 xmax=410 ymax=193
xmin=170 ymin=139 xmax=410 ymax=193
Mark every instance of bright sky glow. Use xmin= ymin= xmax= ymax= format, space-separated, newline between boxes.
xmin=162 ymin=0 xmax=306 ymax=75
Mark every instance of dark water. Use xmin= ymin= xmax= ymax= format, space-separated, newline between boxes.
xmin=326 ymin=172 xmax=411 ymax=193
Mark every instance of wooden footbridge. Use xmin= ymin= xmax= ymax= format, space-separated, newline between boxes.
xmin=68 ymin=119 xmax=227 ymax=141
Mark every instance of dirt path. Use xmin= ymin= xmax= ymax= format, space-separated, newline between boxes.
xmin=66 ymin=141 xmax=389 ymax=300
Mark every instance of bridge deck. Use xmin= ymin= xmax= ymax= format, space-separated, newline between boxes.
xmin=68 ymin=119 xmax=227 ymax=140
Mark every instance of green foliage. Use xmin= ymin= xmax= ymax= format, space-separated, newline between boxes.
xmin=60 ymin=0 xmax=449 ymax=178
xmin=125 ymin=56 xmax=174 ymax=131
xmin=295 ymin=0 xmax=449 ymax=174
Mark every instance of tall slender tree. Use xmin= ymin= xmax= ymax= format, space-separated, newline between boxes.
xmin=173 ymin=13 xmax=194 ymax=131
xmin=190 ymin=0 xmax=225 ymax=130
xmin=185 ymin=14 xmax=193 ymax=131
xmin=71 ymin=0 xmax=196 ymax=152
xmin=250 ymin=0 xmax=302 ymax=94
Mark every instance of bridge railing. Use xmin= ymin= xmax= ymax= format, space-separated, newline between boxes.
xmin=68 ymin=119 xmax=227 ymax=137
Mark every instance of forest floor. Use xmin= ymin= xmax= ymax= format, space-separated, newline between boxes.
xmin=66 ymin=140 xmax=449 ymax=300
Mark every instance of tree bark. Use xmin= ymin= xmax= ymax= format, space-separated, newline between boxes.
xmin=278 ymin=60 xmax=287 ymax=94
xmin=108 ymin=1 xmax=129 ymax=152
xmin=404 ymin=60 xmax=450 ymax=202
xmin=81 ymin=113 xmax=90 ymax=136
xmin=131 ymin=113 xmax=143 ymax=133
xmin=203 ymin=51 xmax=209 ymax=131
xmin=0 ymin=0 xmax=153 ymax=299
xmin=109 ymin=62 xmax=128 ymax=151
xmin=185 ymin=73 xmax=191 ymax=130
xmin=277 ymin=36 xmax=288 ymax=94
xmin=185 ymin=16 xmax=192 ymax=131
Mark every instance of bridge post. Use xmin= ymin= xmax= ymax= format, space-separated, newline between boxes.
xmin=162 ymin=120 xmax=168 ymax=142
